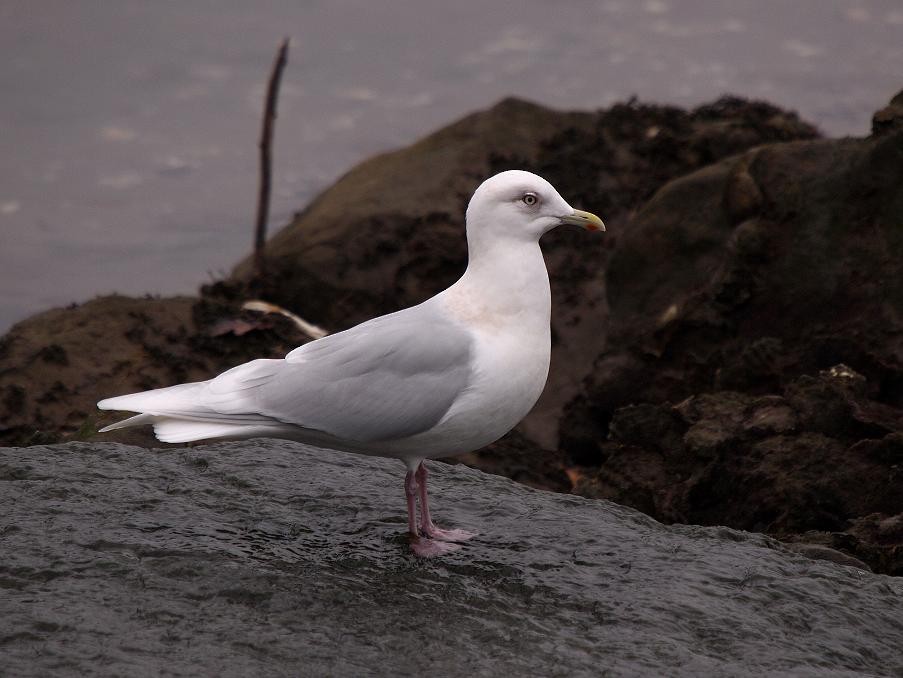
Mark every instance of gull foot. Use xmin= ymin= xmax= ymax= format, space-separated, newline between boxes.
xmin=421 ymin=523 xmax=476 ymax=543
xmin=410 ymin=535 xmax=462 ymax=557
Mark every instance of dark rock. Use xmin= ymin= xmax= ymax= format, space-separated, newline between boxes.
xmin=3 ymin=384 xmax=26 ymax=415
xmin=723 ymin=159 xmax=764 ymax=224
xmin=0 ymin=296 xmax=208 ymax=446
xmin=847 ymin=513 xmax=903 ymax=576
xmin=675 ymin=392 xmax=755 ymax=456
xmin=36 ymin=344 xmax=68 ymax=366
xmin=849 ymin=432 xmax=903 ymax=465
xmin=715 ymin=335 xmax=786 ymax=392
xmin=572 ymin=442 xmax=676 ymax=519
xmin=557 ymin=353 xmax=653 ymax=466
xmin=785 ymin=371 xmax=862 ymax=438
xmin=608 ymin=403 xmax=685 ymax=454
xmin=444 ymin=429 xmax=571 ymax=493
xmin=3 ymin=440 xmax=902 ymax=676
xmin=784 ymin=542 xmax=872 ymax=571
xmin=568 ymin=368 xmax=903 ymax=572
xmin=741 ymin=395 xmax=798 ymax=436
xmin=785 ymin=515 xmax=903 ymax=577
xmin=561 ymin=98 xmax=903 ymax=572
xmin=578 ymin=128 xmax=903 ymax=421
xmin=871 ymin=88 xmax=903 ymax=135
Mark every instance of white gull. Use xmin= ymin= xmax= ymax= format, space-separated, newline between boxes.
xmin=98 ymin=169 xmax=605 ymax=556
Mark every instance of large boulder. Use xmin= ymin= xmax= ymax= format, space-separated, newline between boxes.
xmin=3 ymin=440 xmax=902 ymax=676
xmin=561 ymin=91 xmax=903 ymax=574
xmin=0 ymin=296 xmax=201 ymax=445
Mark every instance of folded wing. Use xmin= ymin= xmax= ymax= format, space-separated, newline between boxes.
xmin=98 ymin=303 xmax=474 ymax=444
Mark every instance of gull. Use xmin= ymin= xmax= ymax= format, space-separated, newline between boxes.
xmin=98 ymin=170 xmax=605 ymax=556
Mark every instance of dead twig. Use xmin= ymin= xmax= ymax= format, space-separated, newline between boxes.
xmin=242 ymin=300 xmax=329 ymax=340
xmin=252 ymin=37 xmax=290 ymax=282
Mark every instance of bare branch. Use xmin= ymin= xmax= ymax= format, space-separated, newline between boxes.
xmin=252 ymin=37 xmax=290 ymax=282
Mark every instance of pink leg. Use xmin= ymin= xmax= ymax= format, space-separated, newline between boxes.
xmin=404 ymin=470 xmax=418 ymax=537
xmin=415 ymin=462 xmax=475 ymax=543
xmin=405 ymin=470 xmax=457 ymax=557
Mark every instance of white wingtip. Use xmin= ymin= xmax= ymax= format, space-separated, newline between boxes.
xmin=98 ymin=413 xmax=155 ymax=433
xmin=152 ymin=419 xmax=284 ymax=443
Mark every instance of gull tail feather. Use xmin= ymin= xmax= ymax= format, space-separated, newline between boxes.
xmin=98 ymin=413 xmax=156 ymax=433
xmin=97 ymin=381 xmax=286 ymax=443
xmin=97 ymin=382 xmax=207 ymax=416
xmin=151 ymin=419 xmax=286 ymax=444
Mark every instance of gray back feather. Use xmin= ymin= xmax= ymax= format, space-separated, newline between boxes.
xmin=212 ymin=303 xmax=474 ymax=443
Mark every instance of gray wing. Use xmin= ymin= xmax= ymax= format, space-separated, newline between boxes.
xmin=208 ymin=303 xmax=474 ymax=443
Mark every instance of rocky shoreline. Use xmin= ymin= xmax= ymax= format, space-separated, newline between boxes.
xmin=2 ymin=91 xmax=901 ymax=575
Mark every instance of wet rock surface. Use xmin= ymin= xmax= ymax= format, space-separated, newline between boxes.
xmin=3 ymin=440 xmax=903 ymax=677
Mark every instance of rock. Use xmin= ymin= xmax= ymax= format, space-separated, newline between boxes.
xmin=784 ymin=541 xmax=872 ymax=571
xmin=558 ymin=353 xmax=654 ymax=466
xmin=741 ymin=396 xmax=798 ymax=436
xmin=847 ymin=513 xmax=903 ymax=575
xmin=722 ymin=158 xmax=764 ymax=224
xmin=444 ymin=429 xmax=571 ymax=493
xmin=583 ymin=128 xmax=903 ymax=416
xmin=608 ymin=403 xmax=685 ymax=454
xmin=849 ymin=432 xmax=903 ymax=464
xmin=676 ymin=392 xmax=753 ymax=448
xmin=569 ymin=369 xmax=903 ymax=573
xmin=783 ymin=515 xmax=903 ymax=577
xmin=3 ymin=440 xmax=902 ymax=676
xmin=871 ymin=88 xmax=903 ymax=135
xmin=571 ymin=441 xmax=676 ymax=519
xmin=560 ymin=96 xmax=903 ymax=572
xmin=0 ymin=296 xmax=200 ymax=445
xmin=784 ymin=370 xmax=863 ymax=438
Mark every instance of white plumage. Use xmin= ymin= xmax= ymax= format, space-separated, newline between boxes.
xmin=98 ymin=169 xmax=604 ymax=555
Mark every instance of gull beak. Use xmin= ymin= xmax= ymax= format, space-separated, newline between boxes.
xmin=559 ymin=209 xmax=606 ymax=232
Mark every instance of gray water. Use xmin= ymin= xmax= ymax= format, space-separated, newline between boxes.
xmin=2 ymin=1 xmax=903 ymax=333
xmin=2 ymin=440 xmax=902 ymax=676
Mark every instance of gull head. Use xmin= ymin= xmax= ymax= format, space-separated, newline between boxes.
xmin=465 ymin=170 xmax=605 ymax=243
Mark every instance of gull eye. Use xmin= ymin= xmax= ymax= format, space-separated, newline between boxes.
xmin=522 ymin=192 xmax=538 ymax=206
